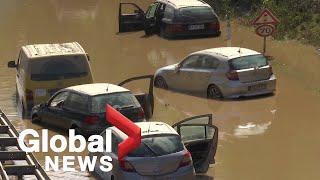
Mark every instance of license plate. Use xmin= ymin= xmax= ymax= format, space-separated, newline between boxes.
xmin=35 ymin=89 xmax=46 ymax=97
xmin=248 ymin=84 xmax=267 ymax=91
xmin=188 ymin=24 xmax=204 ymax=30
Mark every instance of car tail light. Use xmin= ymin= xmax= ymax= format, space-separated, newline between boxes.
xmin=26 ymin=89 xmax=33 ymax=101
xmin=226 ymin=70 xmax=239 ymax=81
xmin=119 ymin=160 xmax=136 ymax=172
xmin=166 ymin=24 xmax=184 ymax=33
xmin=178 ymin=151 xmax=192 ymax=168
xmin=209 ymin=23 xmax=220 ymax=30
xmin=137 ymin=108 xmax=145 ymax=119
xmin=84 ymin=115 xmax=99 ymax=125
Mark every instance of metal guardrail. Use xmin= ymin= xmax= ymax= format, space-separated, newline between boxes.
xmin=0 ymin=109 xmax=50 ymax=180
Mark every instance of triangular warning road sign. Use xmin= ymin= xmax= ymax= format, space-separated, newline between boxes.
xmin=252 ymin=8 xmax=280 ymax=25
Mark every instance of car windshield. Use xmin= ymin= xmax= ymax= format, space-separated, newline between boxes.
xmin=30 ymin=55 xmax=89 ymax=81
xmin=128 ymin=135 xmax=184 ymax=157
xmin=91 ymin=92 xmax=140 ymax=113
xmin=230 ymin=55 xmax=268 ymax=70
xmin=177 ymin=6 xmax=216 ymax=21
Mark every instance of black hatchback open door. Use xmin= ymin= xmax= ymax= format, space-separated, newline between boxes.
xmin=172 ymin=114 xmax=218 ymax=173
xmin=119 ymin=3 xmax=145 ymax=32
xmin=118 ymin=75 xmax=154 ymax=120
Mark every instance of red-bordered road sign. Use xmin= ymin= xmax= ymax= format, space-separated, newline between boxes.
xmin=252 ymin=8 xmax=280 ymax=25
xmin=255 ymin=24 xmax=275 ymax=37
xmin=106 ymin=104 xmax=141 ymax=161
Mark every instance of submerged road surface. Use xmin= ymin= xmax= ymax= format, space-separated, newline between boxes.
xmin=0 ymin=0 xmax=320 ymax=180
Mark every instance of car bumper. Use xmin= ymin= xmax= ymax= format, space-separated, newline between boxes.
xmin=119 ymin=165 xmax=195 ymax=180
xmin=220 ymin=75 xmax=277 ymax=98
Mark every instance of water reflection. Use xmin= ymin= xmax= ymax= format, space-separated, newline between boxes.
xmin=49 ymin=0 xmax=101 ymax=22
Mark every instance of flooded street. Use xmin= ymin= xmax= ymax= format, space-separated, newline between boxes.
xmin=0 ymin=0 xmax=320 ymax=180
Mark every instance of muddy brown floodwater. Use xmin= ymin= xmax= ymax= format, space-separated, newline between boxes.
xmin=0 ymin=0 xmax=320 ymax=180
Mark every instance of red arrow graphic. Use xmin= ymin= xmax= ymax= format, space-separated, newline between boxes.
xmin=105 ymin=104 xmax=141 ymax=160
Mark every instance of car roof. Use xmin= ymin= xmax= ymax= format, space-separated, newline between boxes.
xmin=194 ymin=47 xmax=262 ymax=60
xmin=157 ymin=0 xmax=211 ymax=8
xmin=111 ymin=122 xmax=179 ymax=139
xmin=65 ymin=83 xmax=130 ymax=96
xmin=22 ymin=42 xmax=87 ymax=59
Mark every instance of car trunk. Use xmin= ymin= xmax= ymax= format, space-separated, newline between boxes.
xmin=128 ymin=154 xmax=182 ymax=176
xmin=237 ymin=66 xmax=272 ymax=83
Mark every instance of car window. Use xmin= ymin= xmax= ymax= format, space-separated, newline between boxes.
xmin=145 ymin=3 xmax=158 ymax=18
xmin=128 ymin=135 xmax=184 ymax=157
xmin=29 ymin=55 xmax=89 ymax=81
xmin=201 ymin=56 xmax=220 ymax=69
xmin=181 ymin=55 xmax=202 ymax=68
xmin=64 ymin=92 xmax=88 ymax=113
xmin=180 ymin=125 xmax=215 ymax=142
xmin=230 ymin=55 xmax=268 ymax=70
xmin=164 ymin=5 xmax=174 ymax=19
xmin=177 ymin=6 xmax=217 ymax=21
xmin=49 ymin=91 xmax=69 ymax=108
xmin=91 ymin=92 xmax=140 ymax=113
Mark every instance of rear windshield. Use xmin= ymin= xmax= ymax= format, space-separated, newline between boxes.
xmin=177 ymin=6 xmax=217 ymax=21
xmin=128 ymin=135 xmax=184 ymax=157
xmin=230 ymin=55 xmax=268 ymax=70
xmin=30 ymin=55 xmax=89 ymax=81
xmin=91 ymin=92 xmax=140 ymax=113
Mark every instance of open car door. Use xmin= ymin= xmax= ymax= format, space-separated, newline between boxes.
xmin=143 ymin=3 xmax=160 ymax=35
xmin=118 ymin=75 xmax=154 ymax=119
xmin=172 ymin=114 xmax=218 ymax=173
xmin=119 ymin=3 xmax=145 ymax=32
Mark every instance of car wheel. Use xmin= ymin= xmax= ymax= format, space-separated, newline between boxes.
xmin=154 ymin=76 xmax=168 ymax=89
xmin=31 ymin=115 xmax=41 ymax=123
xmin=207 ymin=84 xmax=223 ymax=99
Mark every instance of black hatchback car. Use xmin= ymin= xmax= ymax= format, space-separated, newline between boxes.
xmin=119 ymin=0 xmax=221 ymax=38
xmin=31 ymin=75 xmax=154 ymax=137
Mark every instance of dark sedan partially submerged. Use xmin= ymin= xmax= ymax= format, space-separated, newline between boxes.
xmin=31 ymin=76 xmax=154 ymax=137
xmin=119 ymin=0 xmax=221 ymax=38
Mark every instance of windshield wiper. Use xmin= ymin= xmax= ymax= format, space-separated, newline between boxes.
xmin=118 ymin=105 xmax=135 ymax=110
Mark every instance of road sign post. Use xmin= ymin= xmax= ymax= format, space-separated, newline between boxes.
xmin=252 ymin=8 xmax=279 ymax=54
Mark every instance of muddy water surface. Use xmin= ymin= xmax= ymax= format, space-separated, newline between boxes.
xmin=0 ymin=1 xmax=320 ymax=180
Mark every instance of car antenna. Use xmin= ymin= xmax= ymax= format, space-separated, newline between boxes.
xmin=238 ymin=40 xmax=244 ymax=54
xmin=106 ymin=84 xmax=109 ymax=92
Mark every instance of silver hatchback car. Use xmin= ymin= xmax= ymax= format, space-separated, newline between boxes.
xmin=90 ymin=114 xmax=218 ymax=180
xmin=154 ymin=47 xmax=276 ymax=98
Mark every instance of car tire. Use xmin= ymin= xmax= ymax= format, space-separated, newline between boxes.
xmin=31 ymin=114 xmax=41 ymax=123
xmin=154 ymin=76 xmax=168 ymax=89
xmin=207 ymin=84 xmax=223 ymax=99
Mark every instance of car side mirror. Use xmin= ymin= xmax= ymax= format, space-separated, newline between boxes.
xmin=7 ymin=61 xmax=17 ymax=68
xmin=86 ymin=53 xmax=90 ymax=61
xmin=174 ymin=64 xmax=181 ymax=73
xmin=265 ymin=55 xmax=274 ymax=61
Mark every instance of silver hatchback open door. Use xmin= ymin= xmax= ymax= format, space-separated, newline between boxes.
xmin=118 ymin=75 xmax=154 ymax=120
xmin=172 ymin=114 xmax=218 ymax=173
